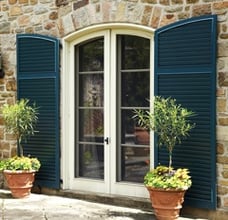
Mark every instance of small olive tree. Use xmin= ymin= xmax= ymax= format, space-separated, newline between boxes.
xmin=134 ymin=96 xmax=195 ymax=169
xmin=2 ymin=99 xmax=38 ymax=157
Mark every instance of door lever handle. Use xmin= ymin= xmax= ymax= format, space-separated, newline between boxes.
xmin=104 ymin=137 xmax=109 ymax=144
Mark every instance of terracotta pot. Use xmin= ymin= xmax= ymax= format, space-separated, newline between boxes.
xmin=147 ymin=187 xmax=186 ymax=220
xmin=3 ymin=170 xmax=35 ymax=198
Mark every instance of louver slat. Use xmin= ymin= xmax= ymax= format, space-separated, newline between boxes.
xmin=17 ymin=38 xmax=57 ymax=73
xmin=155 ymin=15 xmax=217 ymax=209
xmin=156 ymin=19 xmax=214 ymax=72
xmin=17 ymin=34 xmax=60 ymax=189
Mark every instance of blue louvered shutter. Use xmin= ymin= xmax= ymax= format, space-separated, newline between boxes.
xmin=17 ymin=34 xmax=60 ymax=189
xmin=154 ymin=15 xmax=217 ymax=209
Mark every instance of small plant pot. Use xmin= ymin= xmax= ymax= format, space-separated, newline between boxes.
xmin=3 ymin=170 xmax=36 ymax=198
xmin=147 ymin=187 xmax=186 ymax=220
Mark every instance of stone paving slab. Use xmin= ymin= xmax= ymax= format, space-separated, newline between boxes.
xmin=0 ymin=190 xmax=207 ymax=220
xmin=0 ymin=190 xmax=153 ymax=220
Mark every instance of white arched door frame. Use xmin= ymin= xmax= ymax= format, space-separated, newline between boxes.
xmin=62 ymin=23 xmax=155 ymax=198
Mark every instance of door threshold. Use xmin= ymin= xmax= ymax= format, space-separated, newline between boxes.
xmin=61 ymin=190 xmax=152 ymax=211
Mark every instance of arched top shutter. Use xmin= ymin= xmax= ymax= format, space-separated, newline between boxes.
xmin=17 ymin=34 xmax=60 ymax=189
xmin=154 ymin=15 xmax=217 ymax=209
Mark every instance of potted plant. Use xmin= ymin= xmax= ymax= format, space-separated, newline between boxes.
xmin=0 ymin=99 xmax=41 ymax=198
xmin=134 ymin=96 xmax=195 ymax=220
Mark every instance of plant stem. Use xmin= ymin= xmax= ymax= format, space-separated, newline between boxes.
xmin=17 ymin=137 xmax=23 ymax=157
xmin=19 ymin=143 xmax=23 ymax=157
xmin=169 ymin=149 xmax=172 ymax=169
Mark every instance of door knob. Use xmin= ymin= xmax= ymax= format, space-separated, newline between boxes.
xmin=104 ymin=137 xmax=109 ymax=144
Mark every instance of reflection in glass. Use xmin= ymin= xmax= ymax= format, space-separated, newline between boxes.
xmin=79 ymin=109 xmax=104 ymax=142
xmin=76 ymin=37 xmax=104 ymax=180
xmin=79 ymin=144 xmax=104 ymax=179
xmin=119 ymin=35 xmax=150 ymax=70
xmin=117 ymin=35 xmax=150 ymax=183
xmin=134 ymin=127 xmax=149 ymax=145
xmin=121 ymin=146 xmax=150 ymax=183
xmin=121 ymin=110 xmax=149 ymax=145
xmin=120 ymin=108 xmax=150 ymax=183
xmin=121 ymin=72 xmax=149 ymax=107
xmin=79 ymin=74 xmax=104 ymax=107
xmin=79 ymin=38 xmax=104 ymax=72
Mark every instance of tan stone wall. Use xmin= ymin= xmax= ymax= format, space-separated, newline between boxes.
xmin=0 ymin=0 xmax=228 ymax=216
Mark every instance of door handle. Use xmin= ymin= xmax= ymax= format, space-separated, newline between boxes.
xmin=104 ymin=137 xmax=109 ymax=144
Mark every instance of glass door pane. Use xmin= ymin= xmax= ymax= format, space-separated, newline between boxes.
xmin=117 ymin=35 xmax=150 ymax=183
xmin=75 ymin=38 xmax=104 ymax=179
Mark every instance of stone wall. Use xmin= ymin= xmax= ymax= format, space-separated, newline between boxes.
xmin=0 ymin=0 xmax=228 ymax=217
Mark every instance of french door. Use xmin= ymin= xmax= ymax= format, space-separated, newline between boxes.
xmin=70 ymin=29 xmax=153 ymax=198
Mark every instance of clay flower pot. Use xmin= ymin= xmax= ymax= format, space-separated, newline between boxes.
xmin=147 ymin=187 xmax=186 ymax=220
xmin=3 ymin=170 xmax=36 ymax=198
